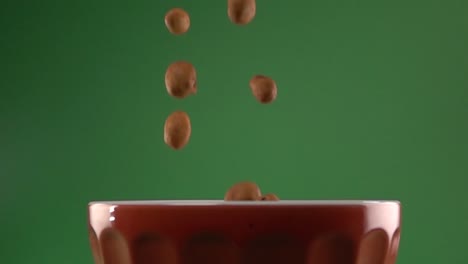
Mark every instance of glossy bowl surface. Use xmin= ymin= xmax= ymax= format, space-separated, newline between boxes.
xmin=88 ymin=200 xmax=401 ymax=264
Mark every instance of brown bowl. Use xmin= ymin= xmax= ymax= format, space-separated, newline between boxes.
xmin=88 ymin=200 xmax=401 ymax=264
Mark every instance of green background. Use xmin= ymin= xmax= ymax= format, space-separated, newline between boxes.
xmin=1 ymin=0 xmax=467 ymax=263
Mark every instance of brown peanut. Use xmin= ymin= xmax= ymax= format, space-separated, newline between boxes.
xmin=228 ymin=0 xmax=256 ymax=25
xmin=165 ymin=61 xmax=197 ymax=99
xmin=165 ymin=8 xmax=190 ymax=35
xmin=224 ymin=181 xmax=262 ymax=201
xmin=261 ymin=193 xmax=280 ymax=201
xmin=249 ymin=75 xmax=277 ymax=104
xmin=164 ymin=111 xmax=191 ymax=150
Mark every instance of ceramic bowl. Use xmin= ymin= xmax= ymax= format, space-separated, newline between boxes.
xmin=88 ymin=200 xmax=401 ymax=264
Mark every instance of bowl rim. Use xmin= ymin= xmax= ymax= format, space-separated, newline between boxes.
xmin=88 ymin=200 xmax=401 ymax=206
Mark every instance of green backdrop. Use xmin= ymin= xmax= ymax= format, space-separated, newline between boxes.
xmin=1 ymin=0 xmax=467 ymax=263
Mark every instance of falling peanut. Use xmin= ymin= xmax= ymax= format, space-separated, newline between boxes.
xmin=164 ymin=111 xmax=192 ymax=150
xmin=228 ymin=0 xmax=256 ymax=25
xmin=249 ymin=75 xmax=278 ymax=104
xmin=165 ymin=61 xmax=197 ymax=99
xmin=165 ymin=8 xmax=190 ymax=35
